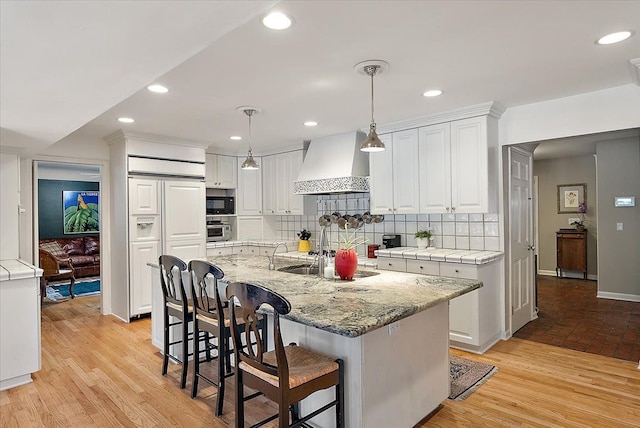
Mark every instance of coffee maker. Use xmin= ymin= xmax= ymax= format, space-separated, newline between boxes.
xmin=382 ymin=234 xmax=401 ymax=248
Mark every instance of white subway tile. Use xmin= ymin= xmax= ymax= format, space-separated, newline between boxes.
xmin=455 ymin=236 xmax=470 ymax=250
xmin=469 ymin=214 xmax=484 ymax=222
xmin=455 ymin=214 xmax=469 ymax=222
xmin=442 ymin=236 xmax=456 ymax=249
xmin=455 ymin=222 xmax=469 ymax=235
xmin=442 ymin=222 xmax=455 ymax=235
xmin=469 ymin=222 xmax=484 ymax=236
xmin=469 ymin=237 xmax=485 ymax=250
xmin=484 ymin=223 xmax=499 ymax=236
xmin=484 ymin=237 xmax=500 ymax=250
xmin=429 ymin=214 xmax=442 ymax=222
xmin=443 ymin=213 xmax=455 ymax=222
xmin=484 ymin=213 xmax=499 ymax=222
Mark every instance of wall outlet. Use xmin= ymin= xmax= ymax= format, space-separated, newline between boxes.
xmin=568 ymin=218 xmax=579 ymax=225
xmin=617 ymin=223 xmax=624 ymax=231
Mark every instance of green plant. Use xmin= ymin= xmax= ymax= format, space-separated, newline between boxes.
xmin=297 ymin=229 xmax=311 ymax=240
xmin=336 ymin=224 xmax=368 ymax=250
xmin=414 ymin=230 xmax=432 ymax=239
xmin=64 ymin=204 xmax=99 ymax=233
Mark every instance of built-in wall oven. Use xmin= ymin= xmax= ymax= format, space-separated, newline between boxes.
xmin=206 ymin=216 xmax=231 ymax=242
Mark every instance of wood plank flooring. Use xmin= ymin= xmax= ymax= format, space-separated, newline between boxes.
xmin=1 ymin=295 xmax=639 ymax=427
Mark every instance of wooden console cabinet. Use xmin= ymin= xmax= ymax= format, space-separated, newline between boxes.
xmin=556 ymin=229 xmax=587 ymax=280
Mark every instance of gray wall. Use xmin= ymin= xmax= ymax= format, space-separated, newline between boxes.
xmin=595 ymin=137 xmax=640 ymax=298
xmin=534 ymin=155 xmax=598 ymax=276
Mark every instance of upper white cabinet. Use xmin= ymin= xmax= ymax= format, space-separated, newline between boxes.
xmin=369 ymin=129 xmax=420 ymax=214
xmin=237 ymin=156 xmax=263 ymax=215
xmin=419 ymin=116 xmax=497 ymax=214
xmin=206 ymin=154 xmax=237 ymax=188
xmin=263 ymin=150 xmax=314 ymax=215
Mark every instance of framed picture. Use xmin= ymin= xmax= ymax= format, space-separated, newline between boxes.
xmin=557 ymin=183 xmax=586 ymax=214
xmin=63 ymin=190 xmax=100 ymax=234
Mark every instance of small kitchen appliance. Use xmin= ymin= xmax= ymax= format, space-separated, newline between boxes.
xmin=206 ymin=216 xmax=231 ymax=242
xmin=382 ymin=234 xmax=401 ymax=248
xmin=206 ymin=196 xmax=234 ymax=215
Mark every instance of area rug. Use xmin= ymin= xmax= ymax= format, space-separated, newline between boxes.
xmin=46 ymin=279 xmax=100 ymax=301
xmin=449 ymin=355 xmax=498 ymax=401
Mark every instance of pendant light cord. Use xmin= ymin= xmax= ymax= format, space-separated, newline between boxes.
xmin=248 ymin=111 xmax=253 ymax=154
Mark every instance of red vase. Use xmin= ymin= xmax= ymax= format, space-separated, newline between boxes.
xmin=335 ymin=249 xmax=358 ymax=280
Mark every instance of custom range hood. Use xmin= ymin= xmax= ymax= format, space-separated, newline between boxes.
xmin=294 ymin=131 xmax=370 ymax=194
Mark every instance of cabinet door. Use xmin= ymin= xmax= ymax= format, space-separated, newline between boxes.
xmin=216 ymin=155 xmax=238 ymax=188
xmin=165 ymin=240 xmax=206 ymax=260
xmin=369 ymin=133 xmax=394 ymax=214
xmin=406 ymin=259 xmax=440 ymax=275
xmin=130 ymin=240 xmax=159 ymax=316
xmin=376 ymin=257 xmax=407 ymax=272
xmin=163 ymin=181 xmax=206 ymax=242
xmin=286 ymin=151 xmax=306 ymax=215
xmin=440 ymin=263 xmax=479 ymax=345
xmin=418 ymin=123 xmax=451 ymax=214
xmin=129 ymin=178 xmax=159 ymax=215
xmin=205 ymin=154 xmax=216 ymax=187
xmin=262 ymin=155 xmax=277 ymax=215
xmin=237 ymin=157 xmax=262 ymax=215
xmin=392 ymin=129 xmax=420 ymax=214
xmin=450 ymin=117 xmax=488 ymax=213
xmin=275 ymin=154 xmax=290 ymax=214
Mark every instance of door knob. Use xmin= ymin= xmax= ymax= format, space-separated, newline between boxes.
xmin=527 ymin=245 xmax=536 ymax=251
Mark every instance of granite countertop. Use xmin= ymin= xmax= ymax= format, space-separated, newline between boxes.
xmin=0 ymin=259 xmax=43 ymax=282
xmin=206 ymin=239 xmax=298 ymax=249
xmin=375 ymin=247 xmax=503 ymax=265
xmin=206 ymin=254 xmax=481 ymax=338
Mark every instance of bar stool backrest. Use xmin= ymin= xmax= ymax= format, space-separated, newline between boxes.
xmin=158 ymin=255 xmax=188 ymax=308
xmin=188 ymin=260 xmax=225 ymax=321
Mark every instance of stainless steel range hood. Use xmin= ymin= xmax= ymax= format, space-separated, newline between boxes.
xmin=294 ymin=131 xmax=370 ymax=194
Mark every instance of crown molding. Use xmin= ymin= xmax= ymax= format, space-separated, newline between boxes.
xmin=374 ymin=101 xmax=506 ymax=134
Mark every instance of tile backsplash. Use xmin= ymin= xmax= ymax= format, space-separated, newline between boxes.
xmin=275 ymin=193 xmax=501 ymax=257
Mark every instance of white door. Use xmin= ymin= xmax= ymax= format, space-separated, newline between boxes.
xmin=369 ymin=133 xmax=394 ymax=214
xmin=129 ymin=240 xmax=159 ymax=316
xmin=261 ymin=155 xmax=277 ymax=215
xmin=392 ymin=129 xmax=420 ymax=214
xmin=163 ymin=180 xmax=206 ymax=242
xmin=418 ymin=123 xmax=451 ymax=214
xmin=237 ymin=157 xmax=262 ymax=215
xmin=509 ymin=148 xmax=535 ymax=333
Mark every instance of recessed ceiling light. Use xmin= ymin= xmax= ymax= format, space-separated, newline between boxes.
xmin=423 ymin=89 xmax=443 ymax=97
xmin=596 ymin=31 xmax=632 ymax=45
xmin=147 ymin=84 xmax=168 ymax=93
xmin=230 ymin=136 xmax=242 ymax=141
xmin=304 ymin=121 xmax=318 ymax=127
xmin=118 ymin=117 xmax=135 ymax=123
xmin=263 ymin=12 xmax=292 ymax=30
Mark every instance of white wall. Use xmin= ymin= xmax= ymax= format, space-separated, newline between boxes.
xmin=499 ymin=85 xmax=640 ymax=146
xmin=0 ymin=153 xmax=20 ymax=260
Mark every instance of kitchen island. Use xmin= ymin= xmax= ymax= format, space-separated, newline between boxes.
xmin=150 ymin=254 xmax=481 ymax=427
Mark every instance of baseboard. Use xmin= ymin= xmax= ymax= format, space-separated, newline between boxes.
xmin=538 ymin=270 xmax=597 ymax=281
xmin=596 ymin=291 xmax=640 ymax=302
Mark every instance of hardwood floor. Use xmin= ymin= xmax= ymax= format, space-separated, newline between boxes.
xmin=1 ymin=295 xmax=639 ymax=427
xmin=514 ymin=275 xmax=640 ymax=362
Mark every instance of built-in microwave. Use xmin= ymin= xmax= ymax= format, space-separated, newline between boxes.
xmin=206 ymin=196 xmax=234 ymax=215
xmin=206 ymin=217 xmax=231 ymax=242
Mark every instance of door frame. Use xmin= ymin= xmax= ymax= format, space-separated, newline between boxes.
xmin=30 ymin=156 xmax=110 ymax=315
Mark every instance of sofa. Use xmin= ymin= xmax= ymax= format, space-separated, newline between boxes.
xmin=39 ymin=236 xmax=100 ymax=278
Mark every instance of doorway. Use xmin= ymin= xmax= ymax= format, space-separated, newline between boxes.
xmin=35 ymin=161 xmax=103 ymax=310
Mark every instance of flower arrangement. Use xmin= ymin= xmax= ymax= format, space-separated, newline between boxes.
xmin=297 ymin=229 xmax=311 ymax=240
xmin=571 ymin=202 xmax=587 ymax=228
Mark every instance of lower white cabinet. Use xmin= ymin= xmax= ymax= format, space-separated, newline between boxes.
xmin=206 ymin=247 xmax=233 ymax=257
xmin=378 ymin=257 xmax=501 ymax=353
xmin=129 ymin=241 xmax=159 ymax=317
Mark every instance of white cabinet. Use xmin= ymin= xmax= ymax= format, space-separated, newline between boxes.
xmin=369 ymin=129 xmax=420 ymax=214
xmin=206 ymin=247 xmax=233 ymax=257
xmin=237 ymin=157 xmax=262 ymax=215
xmin=206 ymin=154 xmax=237 ymax=188
xmin=129 ymin=178 xmax=159 ymax=215
xmin=129 ymin=241 xmax=158 ymax=316
xmin=377 ymin=257 xmax=501 ymax=354
xmin=163 ymin=180 xmax=206 ymax=242
xmin=263 ymin=151 xmax=314 ymax=215
xmin=419 ymin=116 xmax=496 ymax=214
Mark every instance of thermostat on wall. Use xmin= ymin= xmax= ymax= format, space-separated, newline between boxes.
xmin=614 ymin=196 xmax=635 ymax=207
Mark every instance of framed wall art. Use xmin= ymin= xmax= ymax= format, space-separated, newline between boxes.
xmin=557 ymin=183 xmax=586 ymax=214
xmin=63 ymin=190 xmax=100 ymax=234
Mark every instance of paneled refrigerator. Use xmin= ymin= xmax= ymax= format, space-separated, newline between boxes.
xmin=125 ymin=177 xmax=206 ymax=319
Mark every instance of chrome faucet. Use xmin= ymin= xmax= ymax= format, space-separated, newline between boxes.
xmin=268 ymin=242 xmax=288 ymax=270
xmin=316 ymin=226 xmax=328 ymax=277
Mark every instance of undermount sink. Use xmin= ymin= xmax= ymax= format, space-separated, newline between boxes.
xmin=277 ymin=264 xmax=380 ymax=279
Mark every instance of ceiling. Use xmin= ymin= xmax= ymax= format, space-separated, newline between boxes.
xmin=2 ymin=1 xmax=639 ymax=157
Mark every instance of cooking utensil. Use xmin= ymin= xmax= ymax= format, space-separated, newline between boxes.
xmin=348 ymin=215 xmax=360 ymax=229
xmin=319 ymin=214 xmax=331 ymax=227
xmin=337 ymin=216 xmax=347 ymax=229
xmin=362 ymin=211 xmax=372 ymax=224
xmin=331 ymin=212 xmax=341 ymax=224
xmin=373 ymin=214 xmax=384 ymax=223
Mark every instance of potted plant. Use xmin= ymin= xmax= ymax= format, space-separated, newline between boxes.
xmin=414 ymin=230 xmax=433 ymax=249
xmin=297 ymin=229 xmax=311 ymax=252
xmin=571 ymin=202 xmax=587 ymax=231
xmin=335 ymin=224 xmax=367 ymax=280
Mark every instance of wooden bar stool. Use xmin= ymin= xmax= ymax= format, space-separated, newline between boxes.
xmin=226 ymin=282 xmax=345 ymax=428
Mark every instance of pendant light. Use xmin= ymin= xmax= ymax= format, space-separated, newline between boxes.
xmin=237 ymin=106 xmax=260 ymax=170
xmin=355 ymin=60 xmax=388 ymax=152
